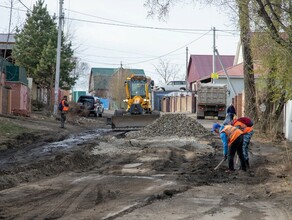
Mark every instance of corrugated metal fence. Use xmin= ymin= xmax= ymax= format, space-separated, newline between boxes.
xmin=153 ymin=91 xmax=196 ymax=113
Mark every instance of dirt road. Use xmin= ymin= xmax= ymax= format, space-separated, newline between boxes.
xmin=0 ymin=112 xmax=291 ymax=219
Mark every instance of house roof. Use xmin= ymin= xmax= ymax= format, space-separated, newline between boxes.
xmin=0 ymin=34 xmax=15 ymax=50
xmin=89 ymin=67 xmax=146 ymax=92
xmin=187 ymin=55 xmax=235 ymax=82
xmin=125 ymin=69 xmax=145 ymax=75
xmin=91 ymin=68 xmax=117 ymax=76
xmin=0 ymin=34 xmax=15 ymax=43
xmin=216 ymin=62 xmax=261 ymax=79
xmin=217 ymin=62 xmax=243 ymax=78
xmin=90 ymin=67 xmax=145 ymax=76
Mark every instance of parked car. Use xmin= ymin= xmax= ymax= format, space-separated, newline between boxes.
xmin=159 ymin=80 xmax=186 ymax=91
xmin=77 ymin=95 xmax=104 ymax=117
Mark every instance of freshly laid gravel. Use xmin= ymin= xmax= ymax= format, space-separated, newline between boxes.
xmin=126 ymin=113 xmax=211 ymax=138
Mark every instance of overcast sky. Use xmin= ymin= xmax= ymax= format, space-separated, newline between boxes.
xmin=0 ymin=0 xmax=239 ymax=90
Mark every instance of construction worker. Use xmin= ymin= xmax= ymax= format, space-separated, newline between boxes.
xmin=59 ymin=96 xmax=69 ymax=128
xmin=226 ymin=103 xmax=236 ymax=122
xmin=231 ymin=117 xmax=254 ymax=168
xmin=211 ymin=123 xmax=246 ymax=172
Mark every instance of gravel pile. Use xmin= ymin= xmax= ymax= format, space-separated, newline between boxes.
xmin=126 ymin=113 xmax=211 ymax=138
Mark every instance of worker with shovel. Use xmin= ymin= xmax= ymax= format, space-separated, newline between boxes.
xmin=211 ymin=123 xmax=246 ymax=172
xmin=231 ymin=117 xmax=254 ymax=168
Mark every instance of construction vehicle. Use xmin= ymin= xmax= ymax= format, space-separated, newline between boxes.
xmin=111 ymin=74 xmax=160 ymax=130
xmin=196 ymin=83 xmax=227 ymax=120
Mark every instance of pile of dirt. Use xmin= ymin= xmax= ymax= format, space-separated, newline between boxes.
xmin=126 ymin=114 xmax=211 ymax=138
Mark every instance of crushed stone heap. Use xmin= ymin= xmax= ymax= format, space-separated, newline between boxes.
xmin=126 ymin=113 xmax=211 ymax=138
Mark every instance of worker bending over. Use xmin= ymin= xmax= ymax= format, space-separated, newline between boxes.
xmin=231 ymin=117 xmax=254 ymax=168
xmin=211 ymin=123 xmax=246 ymax=172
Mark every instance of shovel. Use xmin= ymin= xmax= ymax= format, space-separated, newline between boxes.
xmin=214 ymin=158 xmax=225 ymax=170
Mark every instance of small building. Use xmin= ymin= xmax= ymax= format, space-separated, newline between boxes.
xmin=89 ymin=67 xmax=117 ymax=98
xmin=213 ymin=63 xmax=244 ymax=106
xmin=88 ymin=66 xmax=145 ymax=109
xmin=186 ymin=54 xmax=235 ymax=91
xmin=0 ymin=33 xmax=15 ymax=60
xmin=0 ymin=57 xmax=30 ymax=115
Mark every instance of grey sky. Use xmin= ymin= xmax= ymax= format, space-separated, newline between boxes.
xmin=0 ymin=0 xmax=239 ymax=90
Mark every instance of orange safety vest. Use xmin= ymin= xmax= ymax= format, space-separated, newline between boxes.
xmin=61 ymin=100 xmax=69 ymax=112
xmin=220 ymin=125 xmax=243 ymax=146
xmin=233 ymin=121 xmax=253 ymax=134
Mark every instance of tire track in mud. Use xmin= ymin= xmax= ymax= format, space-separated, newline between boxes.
xmin=0 ymin=177 xmax=100 ymax=219
xmin=244 ymin=201 xmax=292 ymax=220
xmin=0 ymin=171 xmax=187 ymax=220
xmin=35 ymin=182 xmax=93 ymax=219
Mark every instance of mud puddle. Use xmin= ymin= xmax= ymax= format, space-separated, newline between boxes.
xmin=0 ymin=128 xmax=112 ymax=169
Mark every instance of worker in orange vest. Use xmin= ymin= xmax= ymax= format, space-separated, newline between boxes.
xmin=59 ymin=96 xmax=69 ymax=128
xmin=212 ymin=123 xmax=246 ymax=172
xmin=231 ymin=117 xmax=254 ymax=168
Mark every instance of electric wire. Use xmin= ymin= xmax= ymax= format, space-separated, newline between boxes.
xmin=0 ymin=4 xmax=26 ymax=12
xmin=17 ymin=0 xmax=32 ymax=13
xmin=64 ymin=8 xmax=238 ymax=34
xmin=124 ymin=30 xmax=212 ymax=65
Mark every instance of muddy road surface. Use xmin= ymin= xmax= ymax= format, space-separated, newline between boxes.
xmin=0 ymin=113 xmax=291 ymax=219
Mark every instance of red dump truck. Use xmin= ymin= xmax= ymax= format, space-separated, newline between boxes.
xmin=196 ymin=83 xmax=227 ymax=120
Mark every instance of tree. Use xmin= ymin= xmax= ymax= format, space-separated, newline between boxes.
xmin=254 ymin=0 xmax=292 ymax=51
xmin=154 ymin=59 xmax=181 ymax=84
xmin=237 ymin=0 xmax=257 ymax=119
xmin=252 ymin=33 xmax=292 ymax=135
xmin=12 ymin=0 xmax=76 ymax=106
xmin=251 ymin=0 xmax=292 ymax=136
xmin=72 ymin=60 xmax=90 ymax=91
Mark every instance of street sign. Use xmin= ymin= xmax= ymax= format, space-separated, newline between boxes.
xmin=211 ymin=73 xmax=219 ymax=79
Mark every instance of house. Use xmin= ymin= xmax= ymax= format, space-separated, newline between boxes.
xmin=0 ymin=57 xmax=30 ymax=115
xmin=214 ymin=63 xmax=244 ymax=105
xmin=88 ymin=67 xmax=145 ymax=109
xmin=0 ymin=34 xmax=31 ymax=115
xmin=89 ymin=67 xmax=117 ymax=97
xmin=0 ymin=33 xmax=15 ymax=61
xmin=186 ymin=54 xmax=235 ymax=91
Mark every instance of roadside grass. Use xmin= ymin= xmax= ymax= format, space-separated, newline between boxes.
xmin=0 ymin=118 xmax=28 ymax=141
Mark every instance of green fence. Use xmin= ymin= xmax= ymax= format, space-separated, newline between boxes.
xmin=0 ymin=57 xmax=28 ymax=85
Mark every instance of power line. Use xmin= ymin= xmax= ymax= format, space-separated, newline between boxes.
xmin=17 ymin=0 xmax=32 ymax=13
xmin=0 ymin=4 xmax=26 ymax=12
xmin=124 ymin=30 xmax=212 ymax=65
xmin=0 ymin=4 xmax=239 ymax=35
xmin=80 ymin=58 xmax=121 ymax=66
xmin=64 ymin=8 xmax=238 ymax=33
xmin=76 ymin=51 xmax=185 ymax=60
xmin=65 ymin=8 xmax=139 ymax=26
xmin=79 ymin=30 xmax=212 ymax=67
xmin=65 ymin=16 xmax=238 ymax=35
xmin=66 ymin=17 xmax=206 ymax=33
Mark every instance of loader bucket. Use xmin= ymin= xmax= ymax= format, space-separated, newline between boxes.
xmin=111 ymin=114 xmax=160 ymax=131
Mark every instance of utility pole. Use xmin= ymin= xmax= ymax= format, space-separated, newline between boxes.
xmin=212 ymin=27 xmax=216 ymax=84
xmin=215 ymin=49 xmax=237 ymax=96
xmin=53 ymin=0 xmax=64 ymax=115
xmin=185 ymin=47 xmax=188 ymax=90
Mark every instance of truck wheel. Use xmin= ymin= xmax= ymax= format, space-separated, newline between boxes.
xmin=98 ymin=113 xmax=102 ymax=117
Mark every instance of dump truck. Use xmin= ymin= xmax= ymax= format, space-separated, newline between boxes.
xmin=196 ymin=83 xmax=227 ymax=120
xmin=111 ymin=74 xmax=160 ymax=130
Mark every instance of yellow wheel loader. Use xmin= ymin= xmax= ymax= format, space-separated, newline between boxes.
xmin=111 ymin=74 xmax=160 ymax=130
